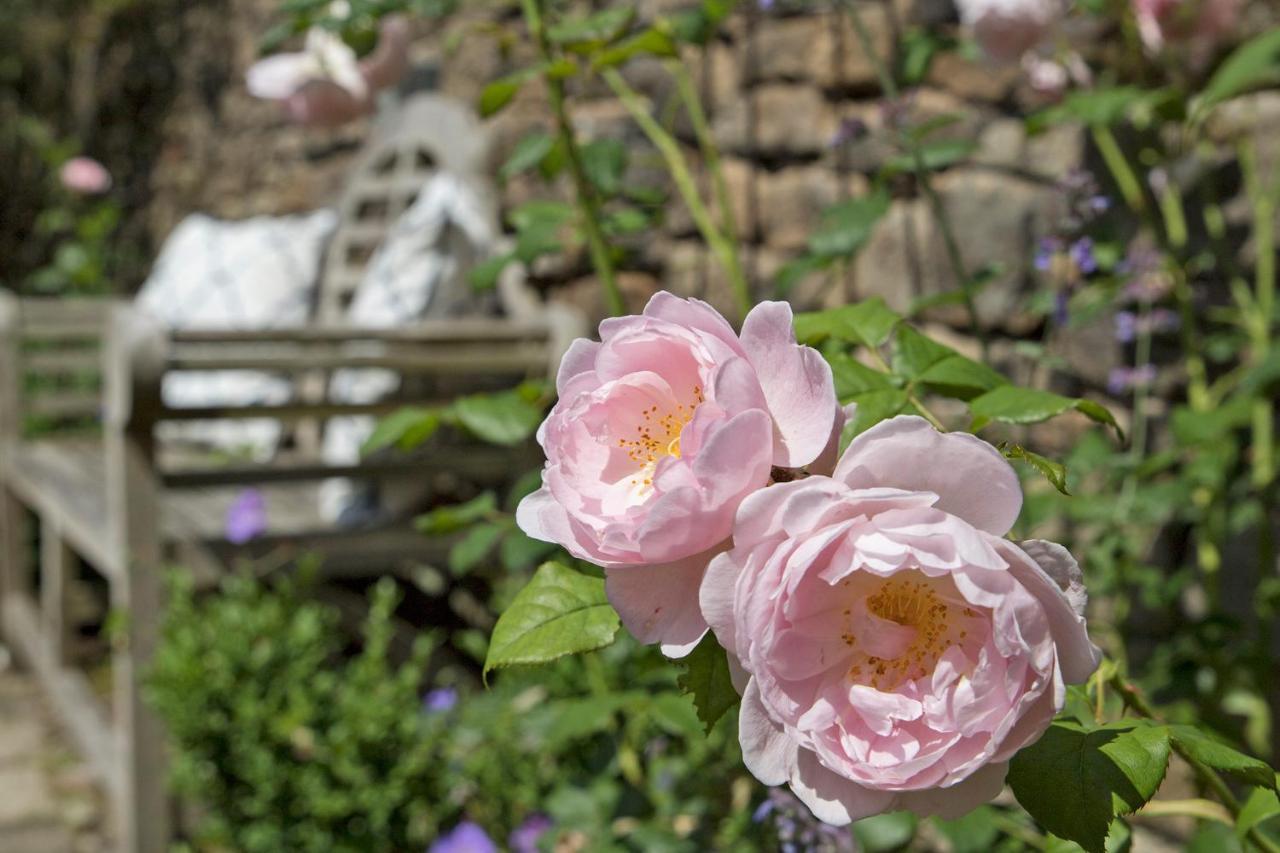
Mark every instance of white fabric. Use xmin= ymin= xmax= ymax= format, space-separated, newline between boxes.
xmin=318 ymin=172 xmax=499 ymax=520
xmin=137 ymin=210 xmax=337 ymax=459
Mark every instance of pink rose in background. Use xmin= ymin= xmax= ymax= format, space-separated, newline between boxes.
xmin=246 ymin=15 xmax=411 ymax=128
xmin=1133 ymin=0 xmax=1240 ymax=57
xmin=517 ymin=293 xmax=838 ymax=656
xmin=59 ymin=157 xmax=112 ymax=195
xmin=701 ymin=416 xmax=1100 ymax=824
xmin=955 ymin=0 xmax=1066 ymax=62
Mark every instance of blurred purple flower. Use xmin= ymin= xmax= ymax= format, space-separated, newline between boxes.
xmin=225 ymin=489 xmax=267 ymax=544
xmin=1069 ymin=237 xmax=1098 ymax=275
xmin=423 ymin=687 xmax=458 ymax=714
xmin=429 ymin=822 xmax=496 ymax=853
xmin=1035 ymin=237 xmax=1062 ymax=272
xmin=753 ymin=799 xmax=775 ymax=822
xmin=1054 ymin=291 xmax=1070 ymax=327
xmin=829 ymin=115 xmax=868 ymax=148
xmin=509 ymin=814 xmax=552 ymax=853
xmin=1108 ymin=364 xmax=1157 ymax=395
xmin=1115 ymin=311 xmax=1138 ymax=343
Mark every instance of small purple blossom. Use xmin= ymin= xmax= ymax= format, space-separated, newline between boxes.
xmin=753 ymin=799 xmax=775 ymax=822
xmin=509 ymin=814 xmax=552 ymax=853
xmin=1069 ymin=237 xmax=1098 ymax=275
xmin=1054 ymin=291 xmax=1071 ymax=327
xmin=1108 ymin=364 xmax=1157 ymax=396
xmin=829 ymin=115 xmax=868 ymax=148
xmin=1035 ymin=237 xmax=1062 ymax=272
xmin=225 ymin=489 xmax=267 ymax=544
xmin=429 ymin=822 xmax=496 ymax=853
xmin=423 ymin=687 xmax=458 ymax=714
xmin=1115 ymin=311 xmax=1138 ymax=343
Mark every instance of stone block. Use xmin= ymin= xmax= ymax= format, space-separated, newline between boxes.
xmin=713 ymin=84 xmax=837 ymax=157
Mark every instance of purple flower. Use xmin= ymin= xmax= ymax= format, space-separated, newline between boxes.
xmin=1069 ymin=237 xmax=1097 ymax=275
xmin=423 ymin=687 xmax=458 ymax=714
xmin=1088 ymin=195 xmax=1111 ymax=214
xmin=1115 ymin=311 xmax=1137 ymax=343
xmin=1150 ymin=308 xmax=1180 ymax=333
xmin=429 ymin=822 xmax=496 ymax=853
xmin=753 ymin=799 xmax=775 ymax=822
xmin=1108 ymin=364 xmax=1157 ymax=396
xmin=509 ymin=814 xmax=552 ymax=853
xmin=225 ymin=489 xmax=267 ymax=544
xmin=1035 ymin=237 xmax=1062 ymax=272
xmin=829 ymin=116 xmax=868 ymax=148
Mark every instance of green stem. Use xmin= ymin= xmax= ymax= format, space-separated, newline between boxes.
xmin=864 ymin=347 xmax=948 ymax=431
xmin=601 ymin=68 xmax=752 ymax=319
xmin=668 ymin=59 xmax=742 ymax=253
xmin=839 ymin=0 xmax=986 ymax=360
xmin=1109 ymin=672 xmax=1280 ymax=853
xmin=1092 ymin=125 xmax=1146 ymax=213
xmin=521 ymin=0 xmax=625 ymax=317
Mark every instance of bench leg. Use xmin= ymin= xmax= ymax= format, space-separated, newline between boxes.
xmin=0 ymin=485 xmax=31 ymax=637
xmin=112 ymin=559 xmax=169 ymax=853
xmin=40 ymin=518 xmax=76 ymax=665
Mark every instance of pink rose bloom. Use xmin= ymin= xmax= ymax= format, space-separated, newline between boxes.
xmin=955 ymin=0 xmax=1066 ymax=62
xmin=701 ymin=416 xmax=1101 ymax=824
xmin=59 ymin=157 xmax=112 ymax=195
xmin=246 ymin=16 xmax=411 ymax=128
xmin=1133 ymin=0 xmax=1240 ymax=56
xmin=518 ymin=293 xmax=838 ymax=656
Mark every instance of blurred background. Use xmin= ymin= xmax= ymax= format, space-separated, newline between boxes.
xmin=1 ymin=0 xmax=1279 ymax=850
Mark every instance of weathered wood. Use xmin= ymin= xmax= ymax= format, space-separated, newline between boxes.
xmin=4 ymin=441 xmax=119 ymax=581
xmin=165 ymin=343 xmax=548 ymax=374
xmin=27 ymin=391 xmax=102 ymax=419
xmin=25 ymin=348 xmax=101 ymax=374
xmin=0 ymin=291 xmax=31 ymax=613
xmin=103 ymin=304 xmax=170 ymax=853
xmin=1 ymin=592 xmax=119 ymax=793
xmin=169 ymin=319 xmax=548 ymax=344
xmin=39 ymin=517 xmax=76 ymax=665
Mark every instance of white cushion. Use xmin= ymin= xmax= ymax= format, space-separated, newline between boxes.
xmin=137 ymin=210 xmax=337 ymax=459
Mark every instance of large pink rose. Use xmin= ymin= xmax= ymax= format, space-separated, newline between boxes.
xmin=700 ymin=416 xmax=1100 ymax=824
xmin=955 ymin=0 xmax=1066 ymax=62
xmin=518 ymin=293 xmax=838 ymax=655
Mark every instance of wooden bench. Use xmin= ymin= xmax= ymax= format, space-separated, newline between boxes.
xmin=0 ymin=94 xmax=583 ymax=853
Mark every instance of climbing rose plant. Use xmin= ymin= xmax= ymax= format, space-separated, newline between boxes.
xmin=506 ymin=293 xmax=1101 ymax=825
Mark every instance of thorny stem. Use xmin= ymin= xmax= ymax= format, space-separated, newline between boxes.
xmin=1109 ymin=672 xmax=1280 ymax=853
xmin=838 ymin=0 xmax=987 ymax=361
xmin=602 ymin=67 xmax=753 ymax=319
xmin=521 ymin=0 xmax=625 ymax=317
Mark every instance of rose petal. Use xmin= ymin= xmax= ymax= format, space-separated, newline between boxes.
xmin=740 ymin=679 xmax=799 ymax=785
xmin=740 ymin=301 xmax=839 ymax=468
xmin=605 ymin=552 xmax=713 ymax=656
xmin=894 ymin=760 xmax=1008 ymax=819
xmin=834 ymin=415 xmax=1022 ymax=536
xmin=789 ymin=749 xmax=897 ymax=826
xmin=1018 ymin=539 xmax=1088 ymax=617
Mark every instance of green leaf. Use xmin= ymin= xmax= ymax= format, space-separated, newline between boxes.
xmin=548 ymin=6 xmax=634 ymax=47
xmin=593 ymin=27 xmax=678 ymax=68
xmin=478 ymin=71 xmax=530 ymax=118
xmin=484 ymin=562 xmax=620 ymax=677
xmin=1002 ymin=443 xmax=1070 ymax=495
xmin=499 ymin=529 xmax=559 ymax=572
xmin=970 ymin=386 xmax=1122 ymax=438
xmin=828 ymin=353 xmax=895 ymax=399
xmin=452 ymin=389 xmax=544 ymax=446
xmin=1238 ymin=787 xmax=1280 ymax=842
xmin=467 ymin=252 xmax=513 ymax=291
xmin=885 ymin=138 xmax=976 ymax=175
xmin=509 ymin=199 xmax=577 ymax=231
xmin=1168 ymin=726 xmax=1276 ymax=790
xmin=1028 ymin=86 xmax=1175 ymax=132
xmin=361 ymin=406 xmax=440 ymax=454
xmin=416 ymin=492 xmax=497 ymax=535
xmin=500 ymin=132 xmax=556 ymax=180
xmin=1194 ymin=29 xmax=1280 ymax=118
xmin=602 ymin=206 xmax=651 ymax=236
xmin=648 ymin=692 xmax=705 ymax=738
xmin=917 ymin=354 xmax=1007 ymax=399
xmin=1009 ymin=721 xmax=1172 ymax=853
xmin=794 ymin=297 xmax=901 ymax=348
xmin=580 ymin=138 xmax=627 ymax=195
xmin=853 ymin=812 xmax=918 ymax=851
xmin=676 ymin=633 xmax=739 ymax=734
xmin=842 ymin=388 xmax=911 ymax=445
xmin=933 ymin=806 xmax=1001 ymax=853
xmin=448 ymin=522 xmax=504 ymax=575
xmin=892 ymin=325 xmax=956 ymax=378
xmin=807 ymin=189 xmax=891 ymax=258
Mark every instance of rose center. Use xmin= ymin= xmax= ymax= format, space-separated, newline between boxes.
xmin=616 ymin=385 xmax=704 ymax=491
xmin=842 ymin=573 xmax=981 ymax=691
